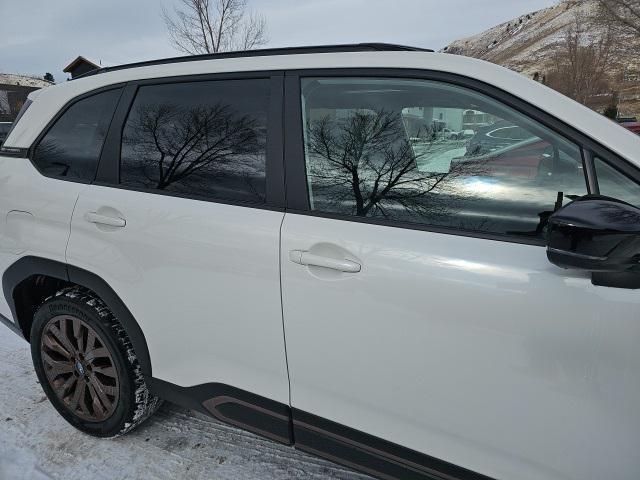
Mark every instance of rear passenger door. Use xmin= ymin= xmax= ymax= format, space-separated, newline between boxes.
xmin=0 ymin=88 xmax=121 ymax=319
xmin=67 ymin=74 xmax=291 ymax=406
xmin=280 ymin=73 xmax=640 ymax=480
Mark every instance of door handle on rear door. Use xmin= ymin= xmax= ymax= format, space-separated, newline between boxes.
xmin=289 ymin=250 xmax=361 ymax=273
xmin=84 ymin=212 xmax=126 ymax=228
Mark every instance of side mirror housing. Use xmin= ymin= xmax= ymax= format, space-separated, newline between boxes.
xmin=546 ymin=196 xmax=640 ymax=288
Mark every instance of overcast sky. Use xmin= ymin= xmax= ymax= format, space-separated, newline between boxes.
xmin=0 ymin=0 xmax=558 ymax=82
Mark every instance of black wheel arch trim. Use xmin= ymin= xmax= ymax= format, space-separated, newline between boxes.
xmin=1 ymin=256 xmax=152 ymax=378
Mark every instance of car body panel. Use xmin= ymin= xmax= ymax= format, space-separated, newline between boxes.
xmin=0 ymin=157 xmax=85 ymax=318
xmin=67 ymin=185 xmax=290 ymax=402
xmin=280 ymin=213 xmax=640 ymax=480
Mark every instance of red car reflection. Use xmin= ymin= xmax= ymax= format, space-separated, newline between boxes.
xmin=622 ymin=122 xmax=640 ymax=135
xmin=453 ymin=138 xmax=554 ymax=180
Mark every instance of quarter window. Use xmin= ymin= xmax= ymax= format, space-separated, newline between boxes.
xmin=301 ymin=77 xmax=588 ymax=239
xmin=32 ymin=89 xmax=122 ymax=182
xmin=594 ymin=157 xmax=640 ymax=207
xmin=120 ymin=79 xmax=270 ymax=204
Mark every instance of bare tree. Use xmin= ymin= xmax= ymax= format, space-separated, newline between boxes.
xmin=162 ymin=0 xmax=268 ymax=54
xmin=545 ymin=12 xmax=615 ymax=106
xmin=597 ymin=0 xmax=640 ymax=38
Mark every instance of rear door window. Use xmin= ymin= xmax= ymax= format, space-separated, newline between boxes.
xmin=120 ymin=79 xmax=270 ymax=204
xmin=32 ymin=89 xmax=122 ymax=182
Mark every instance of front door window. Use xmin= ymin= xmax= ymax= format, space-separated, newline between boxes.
xmin=300 ymin=77 xmax=588 ymax=239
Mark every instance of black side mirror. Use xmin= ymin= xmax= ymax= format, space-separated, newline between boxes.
xmin=546 ymin=196 xmax=640 ymax=288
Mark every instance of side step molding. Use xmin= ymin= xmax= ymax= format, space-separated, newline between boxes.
xmin=293 ymin=409 xmax=494 ymax=480
xmin=148 ymin=378 xmax=293 ymax=445
xmin=202 ymin=396 xmax=291 ymax=444
xmin=149 ymin=378 xmax=494 ymax=480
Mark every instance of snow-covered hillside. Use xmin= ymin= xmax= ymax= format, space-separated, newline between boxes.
xmin=0 ymin=73 xmax=51 ymax=89
xmin=442 ymin=0 xmax=640 ymax=116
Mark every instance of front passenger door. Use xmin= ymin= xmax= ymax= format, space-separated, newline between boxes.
xmin=280 ymin=75 xmax=640 ymax=480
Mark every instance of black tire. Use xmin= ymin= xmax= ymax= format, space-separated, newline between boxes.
xmin=30 ymin=286 xmax=161 ymax=437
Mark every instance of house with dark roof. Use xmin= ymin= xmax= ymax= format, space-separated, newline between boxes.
xmin=63 ymin=56 xmax=100 ymax=79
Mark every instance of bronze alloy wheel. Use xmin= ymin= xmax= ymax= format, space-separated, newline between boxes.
xmin=40 ymin=314 xmax=120 ymax=422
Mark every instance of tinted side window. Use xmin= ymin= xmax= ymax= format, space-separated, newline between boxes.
xmin=120 ymin=79 xmax=269 ymax=204
xmin=594 ymin=157 xmax=640 ymax=207
xmin=33 ymin=89 xmax=122 ymax=182
xmin=301 ymin=77 xmax=587 ymax=239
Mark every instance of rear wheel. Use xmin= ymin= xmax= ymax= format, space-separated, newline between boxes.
xmin=31 ymin=287 xmax=160 ymax=437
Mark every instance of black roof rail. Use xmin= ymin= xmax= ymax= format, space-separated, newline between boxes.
xmin=74 ymin=43 xmax=433 ymax=79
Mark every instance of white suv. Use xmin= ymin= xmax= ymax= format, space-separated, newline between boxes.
xmin=1 ymin=44 xmax=639 ymax=480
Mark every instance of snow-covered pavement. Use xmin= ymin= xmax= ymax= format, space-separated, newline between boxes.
xmin=0 ymin=327 xmax=369 ymax=480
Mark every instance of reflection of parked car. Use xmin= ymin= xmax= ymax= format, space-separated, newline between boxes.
xmin=447 ymin=129 xmax=474 ymax=140
xmin=0 ymin=122 xmax=12 ymax=145
xmin=452 ymin=137 xmax=577 ymax=179
xmin=622 ymin=122 xmax=640 ymax=135
xmin=466 ymin=120 xmax=534 ymax=156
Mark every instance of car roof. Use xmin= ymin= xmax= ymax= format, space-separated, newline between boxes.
xmin=75 ymin=43 xmax=433 ymax=78
xmin=3 ymin=50 xmax=639 ymax=166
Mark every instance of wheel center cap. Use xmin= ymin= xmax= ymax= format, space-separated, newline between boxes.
xmin=75 ymin=360 xmax=86 ymax=376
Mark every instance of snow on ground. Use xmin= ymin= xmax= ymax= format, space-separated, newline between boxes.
xmin=0 ymin=327 xmax=370 ymax=480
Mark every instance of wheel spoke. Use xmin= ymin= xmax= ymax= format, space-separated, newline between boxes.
xmin=87 ymin=383 xmax=107 ymax=417
xmin=84 ymin=329 xmax=97 ymax=355
xmin=42 ymin=351 xmax=75 ymax=376
xmin=84 ymin=347 xmax=108 ymax=363
xmin=89 ymin=379 xmax=113 ymax=412
xmin=92 ymin=375 xmax=118 ymax=397
xmin=72 ymin=318 xmax=84 ymax=353
xmin=69 ymin=378 xmax=86 ymax=412
xmin=58 ymin=374 xmax=77 ymax=398
xmin=92 ymin=365 xmax=116 ymax=378
xmin=78 ymin=382 xmax=92 ymax=416
xmin=42 ymin=334 xmax=72 ymax=359
xmin=48 ymin=323 xmax=76 ymax=356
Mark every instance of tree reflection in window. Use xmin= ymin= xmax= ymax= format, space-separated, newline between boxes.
xmin=302 ymin=78 xmax=588 ymax=238
xmin=120 ymin=80 xmax=269 ymax=204
xmin=306 ymin=109 xmax=489 ymax=225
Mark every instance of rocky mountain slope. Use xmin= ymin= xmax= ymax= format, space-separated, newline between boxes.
xmin=0 ymin=73 xmax=51 ymax=89
xmin=442 ymin=0 xmax=640 ymax=116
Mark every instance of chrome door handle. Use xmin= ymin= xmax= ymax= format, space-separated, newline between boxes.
xmin=289 ymin=250 xmax=361 ymax=273
xmin=84 ymin=212 xmax=126 ymax=228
